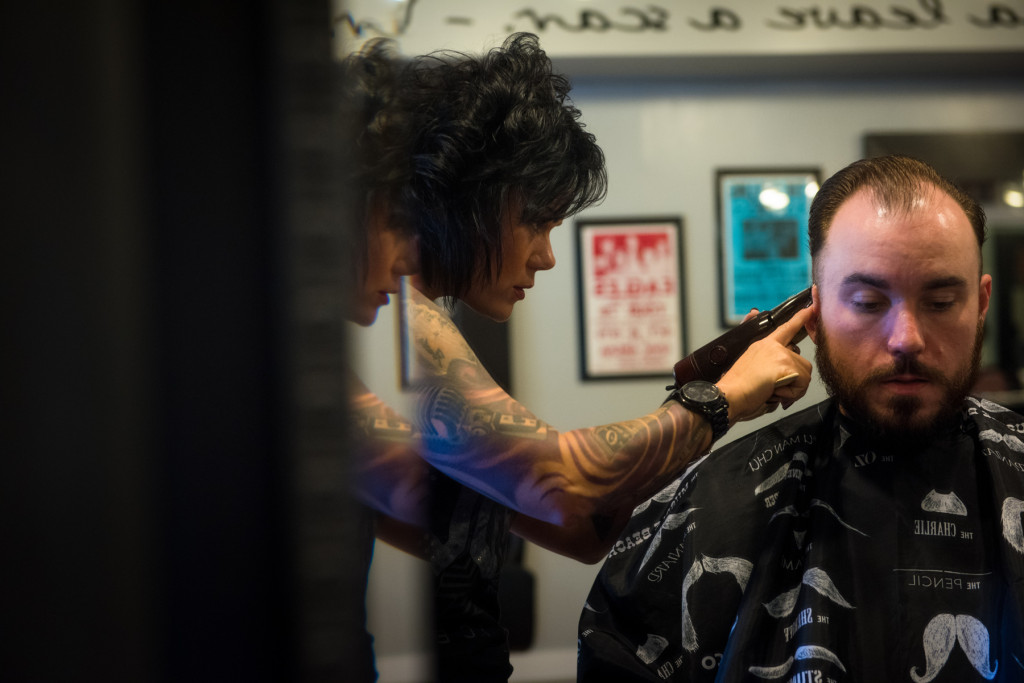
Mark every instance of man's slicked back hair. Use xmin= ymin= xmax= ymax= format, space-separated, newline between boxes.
xmin=808 ymin=154 xmax=986 ymax=280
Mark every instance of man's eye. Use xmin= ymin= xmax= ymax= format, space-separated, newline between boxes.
xmin=850 ymin=298 xmax=884 ymax=313
xmin=927 ymin=299 xmax=956 ymax=312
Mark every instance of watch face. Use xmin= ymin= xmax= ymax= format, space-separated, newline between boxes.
xmin=682 ymin=380 xmax=720 ymax=403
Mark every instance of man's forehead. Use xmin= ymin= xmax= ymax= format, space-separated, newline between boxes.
xmin=820 ymin=188 xmax=979 ymax=265
xmin=816 ymin=222 xmax=979 ymax=294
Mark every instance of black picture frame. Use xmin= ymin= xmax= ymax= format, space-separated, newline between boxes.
xmin=576 ymin=217 xmax=687 ymax=381
xmin=716 ymin=168 xmax=820 ymax=326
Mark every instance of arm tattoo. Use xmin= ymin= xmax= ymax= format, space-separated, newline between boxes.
xmin=347 ymin=377 xmax=428 ymax=527
xmin=406 ymin=287 xmax=711 ymax=527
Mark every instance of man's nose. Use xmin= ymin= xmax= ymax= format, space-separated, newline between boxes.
xmin=887 ymin=307 xmax=925 ymax=356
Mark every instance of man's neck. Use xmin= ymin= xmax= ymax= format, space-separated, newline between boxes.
xmin=836 ymin=403 xmax=968 ymax=450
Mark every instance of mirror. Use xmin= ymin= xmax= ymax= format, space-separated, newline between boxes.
xmin=864 ymin=132 xmax=1024 ymax=411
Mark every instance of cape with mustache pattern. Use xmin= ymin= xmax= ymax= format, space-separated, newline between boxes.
xmin=579 ymin=397 xmax=1024 ymax=682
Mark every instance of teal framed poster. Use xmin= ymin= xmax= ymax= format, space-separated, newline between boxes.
xmin=716 ymin=168 xmax=820 ymax=326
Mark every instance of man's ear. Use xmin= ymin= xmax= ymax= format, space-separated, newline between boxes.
xmin=805 ymin=284 xmax=822 ymax=344
xmin=978 ymin=273 xmax=992 ymax=324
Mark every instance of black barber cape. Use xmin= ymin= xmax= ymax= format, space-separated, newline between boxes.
xmin=578 ymin=397 xmax=1024 ymax=682
xmin=429 ymin=467 xmax=515 ymax=683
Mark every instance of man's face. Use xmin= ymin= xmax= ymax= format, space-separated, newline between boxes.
xmin=807 ymin=186 xmax=992 ymax=441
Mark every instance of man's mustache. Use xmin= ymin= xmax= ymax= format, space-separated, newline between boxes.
xmin=863 ymin=355 xmax=945 ymax=385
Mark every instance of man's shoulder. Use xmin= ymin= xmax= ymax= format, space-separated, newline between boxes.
xmin=966 ymin=395 xmax=1024 ymax=427
xmin=965 ymin=396 xmax=1024 ymax=454
xmin=659 ymin=399 xmax=836 ymax=492
xmin=713 ymin=399 xmax=836 ymax=459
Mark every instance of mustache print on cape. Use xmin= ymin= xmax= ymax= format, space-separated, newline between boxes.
xmin=921 ymin=489 xmax=968 ymax=516
xmin=632 ymin=478 xmax=684 ymax=518
xmin=911 ymin=614 xmax=997 ymax=682
xmin=979 ymin=428 xmax=1024 ymax=454
xmin=635 ymin=507 xmax=699 ymax=576
xmin=748 ymin=645 xmax=847 ymax=679
xmin=754 ymin=452 xmax=809 ymax=496
xmin=681 ymin=555 xmax=753 ymax=652
xmin=767 ymin=500 xmax=868 ymax=536
xmin=763 ymin=567 xmax=854 ymax=619
xmin=1003 ymin=497 xmax=1024 ymax=554
xmin=636 ymin=633 xmax=669 ymax=665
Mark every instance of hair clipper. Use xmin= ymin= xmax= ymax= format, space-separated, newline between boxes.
xmin=671 ymin=286 xmax=812 ymax=387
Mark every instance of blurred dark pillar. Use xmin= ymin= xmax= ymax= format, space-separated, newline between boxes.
xmin=142 ymin=1 xmax=292 ymax=680
xmin=2 ymin=1 xmax=351 ymax=681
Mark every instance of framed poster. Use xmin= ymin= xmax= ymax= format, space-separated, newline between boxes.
xmin=576 ymin=218 xmax=686 ymax=381
xmin=716 ymin=168 xmax=820 ymax=326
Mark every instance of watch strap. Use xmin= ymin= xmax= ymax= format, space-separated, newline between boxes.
xmin=664 ymin=384 xmax=730 ymax=443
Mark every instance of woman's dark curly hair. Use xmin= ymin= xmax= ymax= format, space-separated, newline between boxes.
xmin=338 ymin=38 xmax=416 ymax=279
xmin=397 ymin=33 xmax=607 ymax=306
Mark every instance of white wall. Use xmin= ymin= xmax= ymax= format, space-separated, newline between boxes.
xmin=351 ymin=75 xmax=1024 ymax=681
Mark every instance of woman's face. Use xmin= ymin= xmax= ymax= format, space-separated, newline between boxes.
xmin=349 ymin=210 xmax=419 ymax=326
xmin=461 ymin=214 xmax=559 ymax=322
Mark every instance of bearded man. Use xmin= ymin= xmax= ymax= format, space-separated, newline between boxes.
xmin=578 ymin=155 xmax=1024 ymax=682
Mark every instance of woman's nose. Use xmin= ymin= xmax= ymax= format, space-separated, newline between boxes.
xmin=531 ymin=234 xmax=556 ymax=271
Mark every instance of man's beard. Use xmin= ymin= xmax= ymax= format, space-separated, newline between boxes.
xmin=815 ymin=321 xmax=984 ymax=443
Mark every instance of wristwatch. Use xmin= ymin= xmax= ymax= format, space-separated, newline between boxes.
xmin=665 ymin=380 xmax=731 ymax=443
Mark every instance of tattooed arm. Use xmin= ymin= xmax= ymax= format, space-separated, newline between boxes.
xmin=347 ymin=371 xmax=429 ymax=530
xmin=407 ymin=288 xmax=812 ymax=561
xmin=510 ymin=500 xmax=638 ymax=564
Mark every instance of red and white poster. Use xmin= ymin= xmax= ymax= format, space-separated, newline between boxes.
xmin=577 ymin=219 xmax=685 ymax=379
